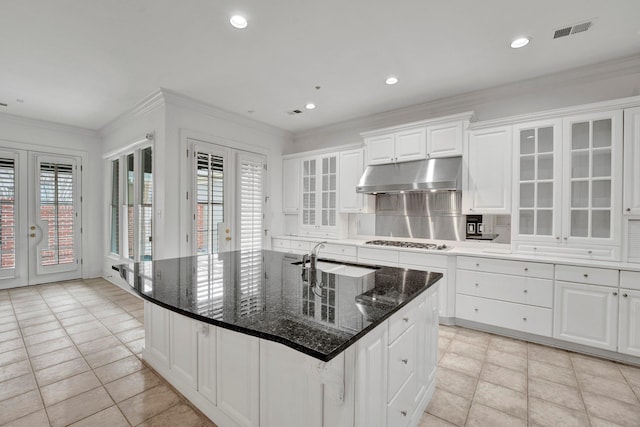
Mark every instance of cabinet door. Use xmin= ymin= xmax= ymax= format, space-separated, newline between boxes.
xmin=623 ymin=107 xmax=640 ymax=215
xmin=217 ymin=328 xmax=260 ymax=427
xmin=395 ymin=128 xmax=426 ymax=163
xmin=144 ymin=301 xmax=171 ymax=369
xmin=512 ymin=120 xmax=562 ymax=243
xmin=197 ymin=323 xmax=217 ymax=404
xmin=319 ymin=155 xmax=338 ymax=227
xmin=366 ymin=134 xmax=395 ymax=165
xmin=619 ymin=289 xmax=640 ymax=357
xmin=339 ymin=149 xmax=365 ymax=213
xmin=427 ymin=121 xmax=463 ymax=158
xmin=283 ymin=158 xmax=300 ymax=213
xmin=301 ymin=158 xmax=318 ymax=227
xmin=562 ymin=111 xmax=623 ymax=246
xmin=259 ymin=340 xmax=323 ymax=427
xmin=169 ymin=312 xmax=198 ymax=390
xmin=464 ymin=126 xmax=512 ymax=214
xmin=355 ymin=323 xmax=388 ymax=427
xmin=553 ymin=281 xmax=619 ymax=351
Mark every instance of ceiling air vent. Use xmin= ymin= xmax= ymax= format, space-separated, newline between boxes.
xmin=554 ymin=20 xmax=593 ymax=39
xmin=0 ymin=102 xmax=7 ymax=107
xmin=287 ymin=109 xmax=303 ymax=115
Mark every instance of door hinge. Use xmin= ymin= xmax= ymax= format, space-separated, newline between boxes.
xmin=81 ymin=258 xmax=83 ymax=265
xmin=186 ymin=234 xmax=189 ymax=243
xmin=80 ymin=196 xmax=83 ymax=202
xmin=263 ymin=163 xmax=268 ymax=171
xmin=264 ymin=271 xmax=268 ymax=279
xmin=80 ymin=165 xmax=83 ymax=172
xmin=80 ymin=227 xmax=83 ymax=233
xmin=186 ymin=192 xmax=189 ymax=200
xmin=186 ymin=149 xmax=189 ymax=157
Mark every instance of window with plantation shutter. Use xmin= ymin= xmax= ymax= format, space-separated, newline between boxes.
xmin=139 ymin=147 xmax=153 ymax=260
xmin=195 ymin=151 xmax=225 ymax=254
xmin=237 ymin=153 xmax=265 ymax=317
xmin=39 ymin=162 xmax=75 ymax=266
xmin=0 ymin=157 xmax=16 ymax=272
xmin=110 ymin=159 xmax=119 ymax=255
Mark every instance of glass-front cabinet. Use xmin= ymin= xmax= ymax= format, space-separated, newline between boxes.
xmin=512 ymin=110 xmax=623 ymax=259
xmin=300 ymin=154 xmax=340 ymax=237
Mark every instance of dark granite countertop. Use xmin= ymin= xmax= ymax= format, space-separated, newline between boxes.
xmin=118 ymin=250 xmax=442 ymax=362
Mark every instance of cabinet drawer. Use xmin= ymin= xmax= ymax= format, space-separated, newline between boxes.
xmin=322 ymin=243 xmax=357 ymax=258
xmin=290 ymin=240 xmax=310 ymax=252
xmin=456 ymin=294 xmax=552 ymax=337
xmin=272 ymin=238 xmax=291 ymax=251
xmin=457 ymin=270 xmax=553 ymax=308
xmin=555 ymin=265 xmax=618 ymax=287
xmin=388 ymin=324 xmax=416 ymax=401
xmin=398 ymin=251 xmax=447 ymax=269
xmin=457 ymin=256 xmax=553 ymax=279
xmin=620 ymin=270 xmax=640 ymax=291
xmin=387 ymin=373 xmax=416 ymax=427
xmin=388 ymin=301 xmax=417 ymax=343
xmin=358 ymin=247 xmax=399 ymax=266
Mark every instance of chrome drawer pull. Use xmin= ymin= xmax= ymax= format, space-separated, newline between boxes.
xmin=403 ymin=317 xmax=409 ymax=323
xmin=584 ymin=274 xmax=588 ymax=278
xmin=613 ymin=292 xmax=618 ymax=296
xmin=401 ymin=358 xmax=408 ymax=365
xmin=623 ymin=293 xmax=628 ymax=298
xmin=400 ymin=411 xmax=407 ymax=417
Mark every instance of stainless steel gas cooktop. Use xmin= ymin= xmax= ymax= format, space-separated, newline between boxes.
xmin=364 ymin=240 xmax=450 ymax=251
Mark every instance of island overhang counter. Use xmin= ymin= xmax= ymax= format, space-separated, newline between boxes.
xmin=119 ymin=250 xmax=441 ymax=427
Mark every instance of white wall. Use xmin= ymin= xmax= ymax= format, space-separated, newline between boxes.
xmin=162 ymin=91 xmax=293 ymax=259
xmin=0 ymin=112 xmax=103 ymax=279
xmin=292 ymin=55 xmax=640 ymax=153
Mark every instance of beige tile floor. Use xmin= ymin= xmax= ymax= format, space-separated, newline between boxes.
xmin=1 ymin=278 xmax=640 ymax=426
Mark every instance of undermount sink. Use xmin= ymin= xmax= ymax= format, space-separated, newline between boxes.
xmin=296 ymin=260 xmax=378 ymax=278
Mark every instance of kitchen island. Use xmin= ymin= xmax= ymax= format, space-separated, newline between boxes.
xmin=119 ymin=250 xmax=441 ymax=427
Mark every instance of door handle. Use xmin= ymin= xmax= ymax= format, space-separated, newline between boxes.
xmin=225 ymin=237 xmax=232 ymax=241
xmin=30 ymin=233 xmax=36 ymax=238
xmin=30 ymin=226 xmax=36 ymax=230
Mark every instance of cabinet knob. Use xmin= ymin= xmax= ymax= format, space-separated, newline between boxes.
xmin=402 ymin=317 xmax=409 ymax=323
xmin=623 ymin=293 xmax=629 ymax=298
xmin=583 ymin=274 xmax=588 ymax=278
xmin=523 ymin=317 xmax=527 ymax=321
xmin=588 ymin=250 xmax=592 ymax=254
xmin=476 ymin=263 xmax=480 ymax=267
xmin=400 ymin=411 xmax=407 ymax=417
xmin=475 ymin=283 xmax=479 ymax=287
xmin=563 ymin=237 xmax=568 ymax=241
xmin=556 ymin=236 xmax=560 ymax=240
xmin=613 ymin=292 xmax=618 ymax=296
xmin=401 ymin=358 xmax=408 ymax=365
xmin=474 ymin=308 xmax=478 ymax=312
xmin=524 ymin=268 xmax=528 ymax=272
xmin=523 ymin=289 xmax=528 ymax=294
xmin=627 ymin=208 xmax=631 ymax=212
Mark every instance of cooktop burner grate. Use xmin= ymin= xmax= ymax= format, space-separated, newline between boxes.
xmin=365 ymin=240 xmax=449 ymax=250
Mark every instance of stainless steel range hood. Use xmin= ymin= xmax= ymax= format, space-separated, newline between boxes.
xmin=356 ymin=157 xmax=462 ymax=194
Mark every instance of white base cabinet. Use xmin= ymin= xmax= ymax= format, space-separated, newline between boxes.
xmin=142 ymin=284 xmax=439 ymax=427
xmin=619 ymin=289 xmax=640 ymax=357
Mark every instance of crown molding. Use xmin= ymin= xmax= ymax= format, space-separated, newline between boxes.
xmin=160 ymin=88 xmax=292 ymax=139
xmin=99 ymin=89 xmax=166 ymax=136
xmin=0 ymin=111 xmax=99 ymax=138
xmin=294 ymin=53 xmax=640 ymax=142
xmin=360 ymin=111 xmax=474 ymax=137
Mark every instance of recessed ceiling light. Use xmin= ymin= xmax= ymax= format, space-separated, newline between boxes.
xmin=510 ymin=37 xmax=530 ymax=48
xmin=305 ymin=103 xmax=316 ymax=110
xmin=230 ymin=15 xmax=248 ymax=29
xmin=385 ymin=76 xmax=399 ymax=85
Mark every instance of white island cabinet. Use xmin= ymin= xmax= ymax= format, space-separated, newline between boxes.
xmin=141 ymin=283 xmax=439 ymax=427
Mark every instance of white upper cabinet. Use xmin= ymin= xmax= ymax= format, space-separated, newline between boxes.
xmin=512 ymin=120 xmax=563 ymax=243
xmin=463 ymin=126 xmax=512 ymax=214
xmin=282 ymin=157 xmax=300 ymax=214
xmin=300 ymin=154 xmax=343 ymax=237
xmin=339 ymin=148 xmax=373 ymax=213
xmin=427 ymin=120 xmax=464 ymax=158
xmin=562 ymin=110 xmax=622 ymax=247
xmin=362 ymin=112 xmax=472 ymax=166
xmin=623 ymin=107 xmax=640 ymax=215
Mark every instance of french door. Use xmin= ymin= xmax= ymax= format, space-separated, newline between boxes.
xmin=0 ymin=149 xmax=82 ymax=289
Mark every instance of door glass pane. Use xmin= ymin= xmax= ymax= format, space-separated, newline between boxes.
xmin=520 ymin=156 xmax=534 ymax=180
xmin=519 ymin=210 xmax=534 ymax=234
xmin=537 ymin=183 xmax=553 ymax=208
xmin=139 ymin=147 xmax=152 ymax=261
xmin=592 ymin=180 xmax=611 ymax=208
xmin=593 ymin=119 xmax=612 ymax=148
xmin=0 ymin=158 xmax=16 ymax=270
xmin=572 ymin=122 xmax=589 ymax=149
xmin=571 ymin=181 xmax=589 ymax=208
xmin=520 ymin=129 xmax=535 ymax=154
xmin=592 ymin=210 xmax=610 ymax=238
xmin=538 ymin=127 xmax=553 ymax=153
xmin=196 ymin=152 xmax=224 ymax=254
xmin=110 ymin=159 xmax=119 ymax=255
xmin=39 ymin=162 xmax=75 ymax=266
xmin=537 ymin=154 xmax=553 ymax=180
xmin=571 ymin=151 xmax=589 ymax=178
xmin=520 ymin=183 xmax=534 ymax=208
xmin=126 ymin=154 xmax=134 ymax=259
xmin=537 ymin=210 xmax=553 ymax=235
xmin=592 ymin=149 xmax=611 ymax=177
xmin=570 ymin=210 xmax=588 ymax=237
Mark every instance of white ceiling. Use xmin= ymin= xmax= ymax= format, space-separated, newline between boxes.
xmin=1 ymin=0 xmax=639 ymax=133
